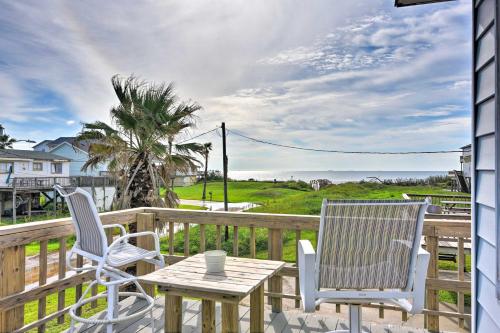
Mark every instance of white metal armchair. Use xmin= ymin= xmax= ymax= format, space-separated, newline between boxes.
xmin=54 ymin=185 xmax=165 ymax=333
xmin=299 ymin=199 xmax=430 ymax=333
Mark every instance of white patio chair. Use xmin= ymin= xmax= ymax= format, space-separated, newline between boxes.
xmin=299 ymin=199 xmax=430 ymax=333
xmin=54 ymin=185 xmax=165 ymax=333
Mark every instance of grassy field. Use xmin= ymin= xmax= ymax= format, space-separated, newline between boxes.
xmin=25 ymin=283 xmax=107 ymax=333
xmin=174 ymin=180 xmax=470 ymax=305
xmin=0 ymin=212 xmax=71 ymax=227
xmin=175 ymin=180 xmax=455 ymax=215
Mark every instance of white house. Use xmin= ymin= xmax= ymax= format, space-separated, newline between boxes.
xmin=33 ymin=137 xmax=108 ymax=176
xmin=0 ymin=149 xmax=70 ymax=187
xmin=460 ymin=144 xmax=472 ymax=178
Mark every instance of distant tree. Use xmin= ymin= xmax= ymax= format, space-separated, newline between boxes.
xmin=77 ymin=75 xmax=203 ymax=209
xmin=201 ymin=142 xmax=213 ymax=201
xmin=0 ymin=125 xmax=17 ymax=149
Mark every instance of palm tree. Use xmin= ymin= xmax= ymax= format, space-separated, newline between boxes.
xmin=0 ymin=125 xmax=16 ymax=149
xmin=77 ymin=75 xmax=203 ymax=209
xmin=201 ymin=142 xmax=212 ymax=201
xmin=0 ymin=135 xmax=16 ymax=149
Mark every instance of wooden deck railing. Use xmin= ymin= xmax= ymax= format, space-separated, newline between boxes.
xmin=9 ymin=176 xmax=116 ymax=189
xmin=403 ymin=193 xmax=471 ymax=206
xmin=0 ymin=208 xmax=471 ymax=333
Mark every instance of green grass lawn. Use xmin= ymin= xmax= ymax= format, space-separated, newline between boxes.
xmin=178 ymin=204 xmax=207 ymax=210
xmin=175 ymin=180 xmax=456 ymax=215
xmin=0 ymin=212 xmax=71 ymax=227
xmin=174 ymin=180 xmax=311 ymax=203
xmin=25 ymin=283 xmax=107 ymax=333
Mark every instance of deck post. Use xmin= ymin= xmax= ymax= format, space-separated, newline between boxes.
xmin=165 ymin=294 xmax=182 ymax=333
xmin=12 ymin=184 xmax=16 ymax=224
xmin=425 ymin=229 xmax=440 ymax=332
xmin=221 ymin=302 xmax=239 ymax=333
xmin=103 ymin=181 xmax=106 ymax=211
xmin=0 ymin=245 xmax=25 ymax=332
xmin=91 ymin=177 xmax=95 ymax=203
xmin=0 ymin=192 xmax=3 ymax=224
xmin=137 ymin=213 xmax=156 ymax=297
xmin=202 ymin=299 xmax=216 ymax=333
xmin=52 ymin=181 xmax=56 ymax=215
xmin=457 ymin=237 xmax=465 ymax=328
xmin=268 ymin=228 xmax=283 ymax=312
xmin=27 ymin=193 xmax=32 ymax=219
xmin=250 ymin=284 xmax=264 ymax=333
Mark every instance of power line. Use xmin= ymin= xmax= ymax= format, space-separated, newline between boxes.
xmin=226 ymin=129 xmax=462 ymax=155
xmin=175 ymin=127 xmax=219 ymax=144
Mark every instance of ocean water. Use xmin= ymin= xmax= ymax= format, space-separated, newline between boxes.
xmin=228 ymin=170 xmax=448 ymax=184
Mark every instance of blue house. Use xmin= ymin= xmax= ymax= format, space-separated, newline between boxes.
xmin=33 ymin=137 xmax=108 ymax=176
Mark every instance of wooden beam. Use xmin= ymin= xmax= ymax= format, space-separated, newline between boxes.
xmin=137 ymin=213 xmax=156 ymax=297
xmin=0 ymin=245 xmax=25 ymax=332
xmin=0 ymin=270 xmax=93 ymax=312
xmin=268 ymin=228 xmax=283 ymax=313
xmin=164 ymin=295 xmax=182 ymax=333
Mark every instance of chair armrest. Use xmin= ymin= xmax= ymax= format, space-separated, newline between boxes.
xmin=102 ymin=224 xmax=127 ymax=237
xmin=298 ymin=240 xmax=316 ymax=312
xmin=105 ymin=231 xmax=162 ymax=261
xmin=410 ymin=247 xmax=430 ymax=314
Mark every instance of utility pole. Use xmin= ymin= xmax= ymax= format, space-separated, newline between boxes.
xmin=222 ymin=122 xmax=229 ymax=241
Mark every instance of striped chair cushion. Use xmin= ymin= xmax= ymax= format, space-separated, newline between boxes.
xmin=63 ymin=188 xmax=106 ymax=257
xmin=318 ymin=200 xmax=422 ymax=290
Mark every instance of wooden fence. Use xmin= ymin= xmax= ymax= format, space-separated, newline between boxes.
xmin=0 ymin=208 xmax=471 ymax=333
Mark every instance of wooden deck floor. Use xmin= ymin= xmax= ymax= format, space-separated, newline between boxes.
xmin=72 ymin=296 xmax=434 ymax=333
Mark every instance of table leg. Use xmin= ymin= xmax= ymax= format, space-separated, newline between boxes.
xmin=165 ymin=294 xmax=182 ymax=333
xmin=250 ymin=285 xmax=264 ymax=333
xmin=221 ymin=302 xmax=239 ymax=333
xmin=202 ymin=299 xmax=216 ymax=333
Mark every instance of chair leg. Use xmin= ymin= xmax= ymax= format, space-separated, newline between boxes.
xmin=69 ymin=318 xmax=76 ymax=333
xmin=150 ymin=308 xmax=155 ymax=332
xmin=348 ymin=304 xmax=362 ymax=333
xmin=107 ymin=284 xmax=118 ymax=333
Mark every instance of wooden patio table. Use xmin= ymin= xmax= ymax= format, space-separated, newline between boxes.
xmin=138 ymin=253 xmax=285 ymax=333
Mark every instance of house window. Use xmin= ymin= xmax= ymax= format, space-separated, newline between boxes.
xmin=0 ymin=162 xmax=13 ymax=174
xmin=51 ymin=162 xmax=63 ymax=174
xmin=33 ymin=162 xmax=43 ymax=171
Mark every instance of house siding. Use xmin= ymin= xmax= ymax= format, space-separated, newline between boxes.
xmin=473 ymin=0 xmax=500 ymax=331
xmin=49 ymin=143 xmax=107 ymax=177
xmin=0 ymin=160 xmax=70 ymax=186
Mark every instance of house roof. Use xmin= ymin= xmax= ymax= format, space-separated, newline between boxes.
xmin=460 ymin=144 xmax=472 ymax=150
xmin=0 ymin=149 xmax=69 ymax=161
xmin=32 ymin=140 xmax=51 ymax=148
xmin=33 ymin=137 xmax=91 ymax=152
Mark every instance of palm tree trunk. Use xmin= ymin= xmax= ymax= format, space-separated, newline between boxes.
xmin=202 ymin=154 xmax=208 ymax=201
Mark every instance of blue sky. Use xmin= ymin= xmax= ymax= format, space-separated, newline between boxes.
xmin=0 ymin=1 xmax=471 ymax=171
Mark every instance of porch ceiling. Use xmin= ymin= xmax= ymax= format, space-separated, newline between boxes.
xmin=394 ymin=0 xmax=455 ymax=7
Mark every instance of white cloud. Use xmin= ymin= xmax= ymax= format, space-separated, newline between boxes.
xmin=0 ymin=0 xmax=471 ymax=171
